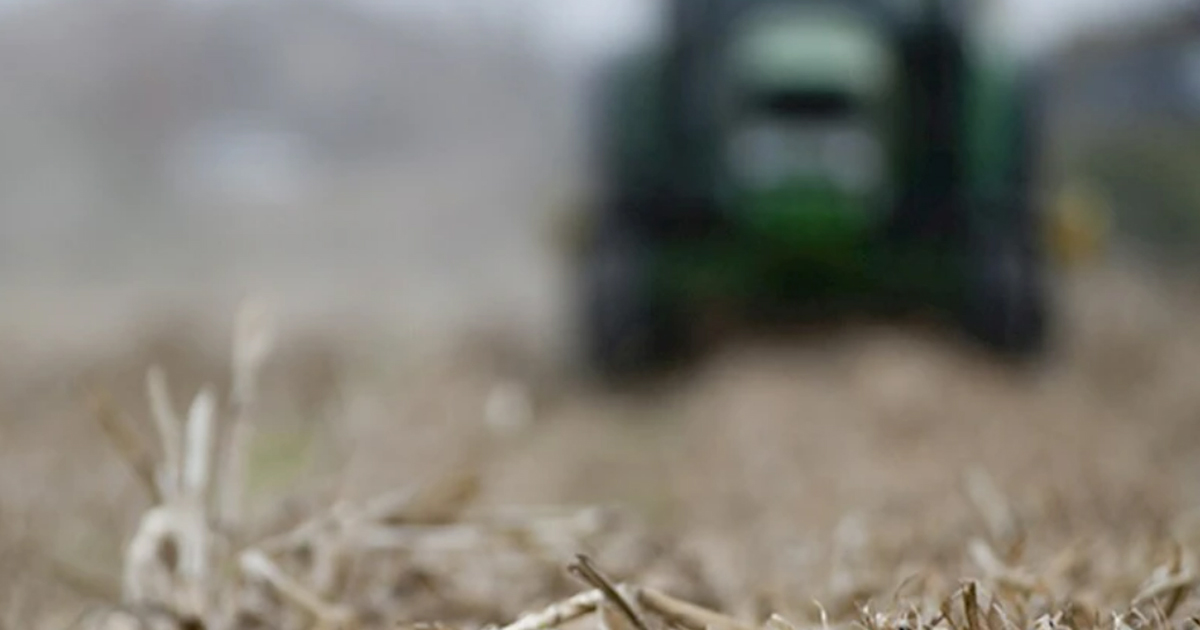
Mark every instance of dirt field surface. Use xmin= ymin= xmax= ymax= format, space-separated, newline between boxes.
xmin=3 ymin=259 xmax=1200 ymax=630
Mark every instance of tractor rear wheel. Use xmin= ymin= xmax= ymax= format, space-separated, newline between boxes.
xmin=580 ymin=227 xmax=686 ymax=381
xmin=960 ymin=226 xmax=1051 ymax=359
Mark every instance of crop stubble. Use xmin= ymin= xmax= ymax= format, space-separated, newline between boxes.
xmin=1 ymin=264 xmax=1200 ymax=629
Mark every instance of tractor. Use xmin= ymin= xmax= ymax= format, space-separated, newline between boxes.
xmin=570 ymin=0 xmax=1056 ymax=379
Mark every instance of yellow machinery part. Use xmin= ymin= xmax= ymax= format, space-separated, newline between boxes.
xmin=1045 ymin=181 xmax=1111 ymax=269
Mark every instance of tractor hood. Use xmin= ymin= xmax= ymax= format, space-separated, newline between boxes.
xmin=727 ymin=5 xmax=893 ymax=98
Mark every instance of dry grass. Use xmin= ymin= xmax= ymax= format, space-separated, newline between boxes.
xmin=2 ymin=263 xmax=1200 ymax=630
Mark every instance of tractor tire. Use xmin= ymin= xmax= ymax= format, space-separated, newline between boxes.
xmin=580 ymin=228 xmax=684 ymax=382
xmin=960 ymin=227 xmax=1051 ymax=359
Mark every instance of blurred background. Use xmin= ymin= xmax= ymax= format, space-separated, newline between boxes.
xmin=0 ymin=0 xmax=1194 ymax=329
xmin=3 ymin=0 xmax=1200 ymax=628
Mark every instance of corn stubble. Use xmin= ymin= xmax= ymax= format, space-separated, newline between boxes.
xmin=67 ymin=296 xmax=1200 ymax=630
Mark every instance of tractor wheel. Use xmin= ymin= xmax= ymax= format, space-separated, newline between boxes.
xmin=580 ymin=228 xmax=684 ymax=381
xmin=960 ymin=227 xmax=1051 ymax=359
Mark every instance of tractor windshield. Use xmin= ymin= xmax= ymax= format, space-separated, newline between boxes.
xmin=727 ymin=4 xmax=893 ymax=103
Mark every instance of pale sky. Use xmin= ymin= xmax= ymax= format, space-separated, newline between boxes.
xmin=0 ymin=0 xmax=1187 ymax=63
xmin=350 ymin=0 xmax=1187 ymax=64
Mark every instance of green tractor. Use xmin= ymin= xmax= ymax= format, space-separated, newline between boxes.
xmin=572 ymin=0 xmax=1054 ymax=378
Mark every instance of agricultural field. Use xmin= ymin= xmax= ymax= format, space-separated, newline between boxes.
xmin=0 ymin=2 xmax=1198 ymax=629
xmin=2 ymin=255 xmax=1200 ymax=630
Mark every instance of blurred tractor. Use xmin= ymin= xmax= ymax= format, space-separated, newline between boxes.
xmin=569 ymin=0 xmax=1060 ymax=379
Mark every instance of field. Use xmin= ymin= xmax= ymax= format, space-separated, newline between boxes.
xmin=3 ymin=252 xmax=1200 ymax=630
xmin=1 ymin=0 xmax=1198 ymax=626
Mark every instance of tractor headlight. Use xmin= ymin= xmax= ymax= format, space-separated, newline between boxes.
xmin=820 ymin=127 xmax=882 ymax=194
xmin=729 ymin=125 xmax=793 ymax=188
xmin=730 ymin=122 xmax=883 ymax=194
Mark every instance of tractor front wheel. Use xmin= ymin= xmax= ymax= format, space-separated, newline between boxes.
xmin=580 ymin=227 xmax=685 ymax=382
xmin=960 ymin=228 xmax=1051 ymax=359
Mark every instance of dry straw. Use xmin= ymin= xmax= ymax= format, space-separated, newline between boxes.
xmin=76 ymin=301 xmax=1200 ymax=630
xmin=79 ymin=300 xmax=659 ymax=630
